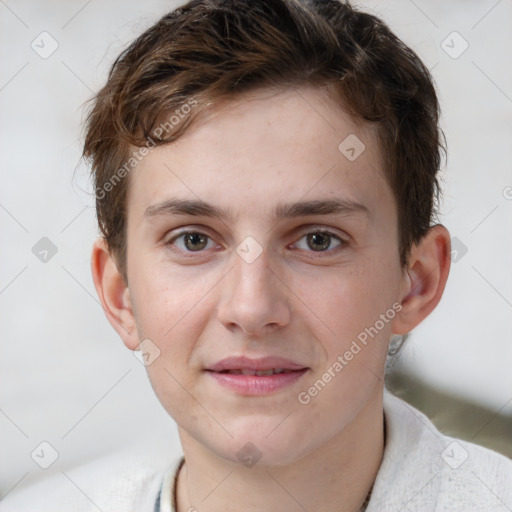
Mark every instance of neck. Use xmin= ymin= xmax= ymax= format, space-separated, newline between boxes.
xmin=176 ymin=387 xmax=385 ymax=512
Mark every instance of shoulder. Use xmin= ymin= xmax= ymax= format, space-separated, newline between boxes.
xmin=0 ymin=448 xmax=181 ymax=512
xmin=435 ymin=435 xmax=512 ymax=511
xmin=367 ymin=388 xmax=512 ymax=512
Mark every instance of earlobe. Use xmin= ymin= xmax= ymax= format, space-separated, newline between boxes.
xmin=90 ymin=238 xmax=139 ymax=350
xmin=392 ymin=225 xmax=451 ymax=335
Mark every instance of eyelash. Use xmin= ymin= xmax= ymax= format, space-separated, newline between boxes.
xmin=165 ymin=228 xmax=348 ymax=257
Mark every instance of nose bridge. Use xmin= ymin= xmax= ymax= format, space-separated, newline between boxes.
xmin=217 ymin=246 xmax=290 ymax=335
xmin=235 ymin=249 xmax=274 ymax=297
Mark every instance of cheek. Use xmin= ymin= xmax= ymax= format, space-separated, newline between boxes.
xmin=130 ymin=259 xmax=212 ymax=341
xmin=128 ymin=266 xmax=212 ymax=400
xmin=139 ymin=299 xmax=212 ymax=424
xmin=297 ymin=259 xmax=400 ymax=359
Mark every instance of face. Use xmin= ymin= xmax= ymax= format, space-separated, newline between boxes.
xmin=123 ymin=86 xmax=409 ymax=465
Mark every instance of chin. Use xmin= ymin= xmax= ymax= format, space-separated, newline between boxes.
xmin=209 ymin=418 xmax=317 ymax=468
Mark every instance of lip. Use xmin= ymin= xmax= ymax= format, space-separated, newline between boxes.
xmin=207 ymin=356 xmax=307 ymax=373
xmin=205 ymin=356 xmax=309 ymax=395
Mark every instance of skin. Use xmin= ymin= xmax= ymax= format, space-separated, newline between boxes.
xmin=92 ymin=85 xmax=451 ymax=512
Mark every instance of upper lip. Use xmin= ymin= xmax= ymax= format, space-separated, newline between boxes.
xmin=207 ymin=356 xmax=308 ymax=372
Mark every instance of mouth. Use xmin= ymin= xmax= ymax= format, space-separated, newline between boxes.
xmin=207 ymin=355 xmax=307 ymax=373
xmin=215 ymin=368 xmax=299 ymax=376
xmin=205 ymin=356 xmax=309 ymax=395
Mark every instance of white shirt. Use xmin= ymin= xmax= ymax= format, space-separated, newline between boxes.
xmin=2 ymin=387 xmax=511 ymax=511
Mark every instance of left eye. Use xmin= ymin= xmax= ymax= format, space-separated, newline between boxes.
xmin=294 ymin=231 xmax=344 ymax=252
xmin=169 ymin=231 xmax=216 ymax=252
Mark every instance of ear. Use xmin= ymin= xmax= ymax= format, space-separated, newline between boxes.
xmin=392 ymin=224 xmax=451 ymax=335
xmin=90 ymin=238 xmax=140 ymax=350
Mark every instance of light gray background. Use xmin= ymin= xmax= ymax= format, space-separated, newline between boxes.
xmin=1 ymin=0 xmax=511 ymax=497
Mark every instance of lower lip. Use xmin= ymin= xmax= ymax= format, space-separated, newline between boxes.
xmin=206 ymin=369 xmax=308 ymax=395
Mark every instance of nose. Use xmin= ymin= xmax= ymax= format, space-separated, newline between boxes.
xmin=217 ymin=249 xmax=291 ymax=337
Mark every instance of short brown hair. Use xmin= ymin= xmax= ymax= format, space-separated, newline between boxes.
xmin=83 ymin=0 xmax=445 ymax=281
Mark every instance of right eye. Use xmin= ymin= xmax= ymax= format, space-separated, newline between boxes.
xmin=167 ymin=230 xmax=217 ymax=252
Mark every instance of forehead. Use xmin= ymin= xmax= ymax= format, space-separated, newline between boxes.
xmin=127 ymin=86 xmax=391 ymax=221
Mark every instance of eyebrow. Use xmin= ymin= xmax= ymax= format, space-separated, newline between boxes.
xmin=144 ymin=197 xmax=369 ymax=222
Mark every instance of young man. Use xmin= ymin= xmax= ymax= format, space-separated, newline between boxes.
xmin=2 ymin=0 xmax=511 ymax=511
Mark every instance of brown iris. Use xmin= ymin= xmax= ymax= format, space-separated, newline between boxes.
xmin=183 ymin=232 xmax=208 ymax=251
xmin=306 ymin=232 xmax=331 ymax=251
